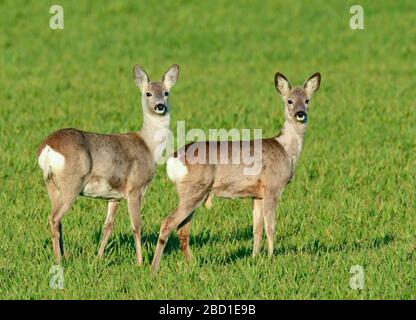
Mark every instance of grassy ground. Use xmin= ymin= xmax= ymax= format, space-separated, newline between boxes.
xmin=0 ymin=0 xmax=415 ymax=299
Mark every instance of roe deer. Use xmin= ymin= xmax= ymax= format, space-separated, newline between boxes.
xmin=150 ymin=71 xmax=321 ymax=273
xmin=37 ymin=64 xmax=179 ymax=265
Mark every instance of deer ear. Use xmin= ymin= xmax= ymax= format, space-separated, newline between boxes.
xmin=304 ymin=72 xmax=321 ymax=97
xmin=274 ymin=72 xmax=291 ymax=97
xmin=133 ymin=65 xmax=149 ymax=91
xmin=162 ymin=64 xmax=179 ymax=90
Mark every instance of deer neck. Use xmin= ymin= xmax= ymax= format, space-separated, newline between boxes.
xmin=138 ymin=109 xmax=170 ymax=163
xmin=276 ymin=116 xmax=306 ymax=167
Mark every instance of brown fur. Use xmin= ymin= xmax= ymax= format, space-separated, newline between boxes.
xmin=38 ymin=64 xmax=179 ymax=265
xmin=151 ymin=71 xmax=321 ymax=273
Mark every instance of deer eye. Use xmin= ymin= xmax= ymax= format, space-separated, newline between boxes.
xmin=164 ymin=92 xmax=169 ymax=96
xmin=305 ymin=99 xmax=309 ymax=104
xmin=146 ymin=92 xmax=152 ymax=97
xmin=288 ymin=99 xmax=293 ymax=104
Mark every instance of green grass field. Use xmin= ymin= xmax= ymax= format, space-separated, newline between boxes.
xmin=0 ymin=0 xmax=415 ymax=299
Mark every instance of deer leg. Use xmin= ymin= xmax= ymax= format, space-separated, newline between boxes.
xmin=127 ymin=193 xmax=143 ymax=266
xmin=58 ymin=223 xmax=66 ymax=258
xmin=263 ymin=194 xmax=279 ymax=257
xmin=252 ymin=198 xmax=264 ymax=257
xmin=177 ymin=212 xmax=194 ymax=262
xmin=98 ymin=201 xmax=119 ymax=258
xmin=204 ymin=194 xmax=213 ymax=210
xmin=49 ymin=204 xmax=66 ymax=263
xmin=47 ymin=182 xmax=79 ymax=263
xmin=151 ymin=193 xmax=205 ymax=274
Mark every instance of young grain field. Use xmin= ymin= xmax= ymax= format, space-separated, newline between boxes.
xmin=0 ymin=0 xmax=415 ymax=299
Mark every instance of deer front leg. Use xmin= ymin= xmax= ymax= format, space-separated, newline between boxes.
xmin=127 ymin=194 xmax=143 ymax=266
xmin=252 ymin=198 xmax=264 ymax=257
xmin=98 ymin=201 xmax=119 ymax=258
xmin=262 ymin=188 xmax=284 ymax=257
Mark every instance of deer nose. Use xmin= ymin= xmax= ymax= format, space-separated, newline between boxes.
xmin=295 ymin=111 xmax=307 ymax=122
xmin=155 ymin=103 xmax=167 ymax=114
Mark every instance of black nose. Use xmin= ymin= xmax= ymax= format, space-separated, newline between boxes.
xmin=155 ymin=104 xmax=166 ymax=112
xmin=295 ymin=111 xmax=306 ymax=118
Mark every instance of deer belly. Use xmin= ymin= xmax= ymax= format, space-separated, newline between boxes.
xmin=81 ymin=178 xmax=124 ymax=200
xmin=212 ymin=178 xmax=262 ymax=199
xmin=213 ymin=189 xmax=258 ymax=199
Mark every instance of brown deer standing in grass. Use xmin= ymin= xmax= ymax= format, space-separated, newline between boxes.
xmin=37 ymin=64 xmax=179 ymax=265
xmin=151 ymin=71 xmax=321 ymax=273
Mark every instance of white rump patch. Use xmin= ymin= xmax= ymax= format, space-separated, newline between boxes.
xmin=166 ymin=157 xmax=188 ymax=183
xmin=38 ymin=145 xmax=65 ymax=177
